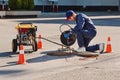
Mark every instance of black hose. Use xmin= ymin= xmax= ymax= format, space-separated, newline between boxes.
xmin=36 ymin=24 xmax=74 ymax=47
xmin=41 ymin=37 xmax=68 ymax=48
xmin=59 ymin=24 xmax=73 ymax=33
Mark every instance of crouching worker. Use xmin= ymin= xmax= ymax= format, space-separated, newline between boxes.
xmin=66 ymin=10 xmax=104 ymax=53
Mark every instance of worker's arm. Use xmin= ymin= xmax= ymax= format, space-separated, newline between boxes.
xmin=72 ymin=14 xmax=85 ymax=33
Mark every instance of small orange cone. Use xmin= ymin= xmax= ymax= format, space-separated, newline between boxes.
xmin=17 ymin=45 xmax=27 ymax=64
xmin=106 ymin=36 xmax=112 ymax=53
xmin=37 ymin=34 xmax=42 ymax=49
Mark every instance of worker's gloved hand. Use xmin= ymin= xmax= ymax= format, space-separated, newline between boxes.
xmin=64 ymin=33 xmax=70 ymax=38
xmin=61 ymin=30 xmax=76 ymax=46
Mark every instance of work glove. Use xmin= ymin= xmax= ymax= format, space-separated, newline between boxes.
xmin=64 ymin=30 xmax=73 ymax=38
xmin=64 ymin=33 xmax=70 ymax=38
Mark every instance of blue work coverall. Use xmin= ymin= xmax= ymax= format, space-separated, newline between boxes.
xmin=72 ymin=13 xmax=99 ymax=52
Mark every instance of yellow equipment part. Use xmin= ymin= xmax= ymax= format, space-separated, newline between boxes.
xmin=15 ymin=23 xmax=35 ymax=29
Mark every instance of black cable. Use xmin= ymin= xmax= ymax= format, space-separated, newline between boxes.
xmin=41 ymin=37 xmax=69 ymax=48
xmin=59 ymin=24 xmax=73 ymax=33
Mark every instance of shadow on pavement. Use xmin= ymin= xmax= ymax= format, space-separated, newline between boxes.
xmin=0 ymin=51 xmax=18 ymax=68
xmin=0 ymin=51 xmax=73 ymax=68
xmin=0 ymin=61 xmax=18 ymax=68
xmin=27 ymin=50 xmax=74 ymax=63
xmin=93 ymin=18 xmax=120 ymax=27
xmin=0 ymin=51 xmax=18 ymax=57
xmin=0 ymin=70 xmax=25 ymax=75
xmin=14 ymin=17 xmax=120 ymax=27
xmin=15 ymin=19 xmax=75 ymax=25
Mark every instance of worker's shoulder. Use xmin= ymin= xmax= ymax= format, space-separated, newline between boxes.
xmin=77 ymin=13 xmax=88 ymax=18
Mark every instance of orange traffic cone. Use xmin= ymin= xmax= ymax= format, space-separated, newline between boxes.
xmin=17 ymin=45 xmax=27 ymax=64
xmin=37 ymin=34 xmax=42 ymax=49
xmin=106 ymin=36 xmax=112 ymax=53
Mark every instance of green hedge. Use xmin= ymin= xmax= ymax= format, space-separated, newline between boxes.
xmin=8 ymin=0 xmax=34 ymax=10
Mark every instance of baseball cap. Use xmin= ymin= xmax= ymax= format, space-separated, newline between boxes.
xmin=66 ymin=10 xmax=74 ymax=20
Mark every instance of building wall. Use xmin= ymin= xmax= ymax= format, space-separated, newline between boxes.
xmin=0 ymin=0 xmax=119 ymax=6
xmin=34 ymin=0 xmax=119 ymax=12
xmin=0 ymin=0 xmax=8 ymax=5
xmin=34 ymin=0 xmax=76 ymax=5
xmin=81 ymin=0 xmax=118 ymax=6
xmin=0 ymin=0 xmax=119 ymax=11
xmin=34 ymin=0 xmax=119 ymax=6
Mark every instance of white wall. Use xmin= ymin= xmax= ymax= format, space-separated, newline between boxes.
xmin=34 ymin=0 xmax=119 ymax=6
xmin=57 ymin=0 xmax=76 ymax=5
xmin=1 ymin=0 xmax=119 ymax=6
xmin=82 ymin=0 xmax=118 ymax=6
xmin=34 ymin=0 xmax=76 ymax=5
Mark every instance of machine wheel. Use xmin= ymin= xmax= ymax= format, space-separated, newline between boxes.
xmin=32 ymin=40 xmax=38 ymax=51
xmin=12 ymin=39 xmax=18 ymax=52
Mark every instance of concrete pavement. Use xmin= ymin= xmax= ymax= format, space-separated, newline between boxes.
xmin=0 ymin=12 xmax=120 ymax=80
